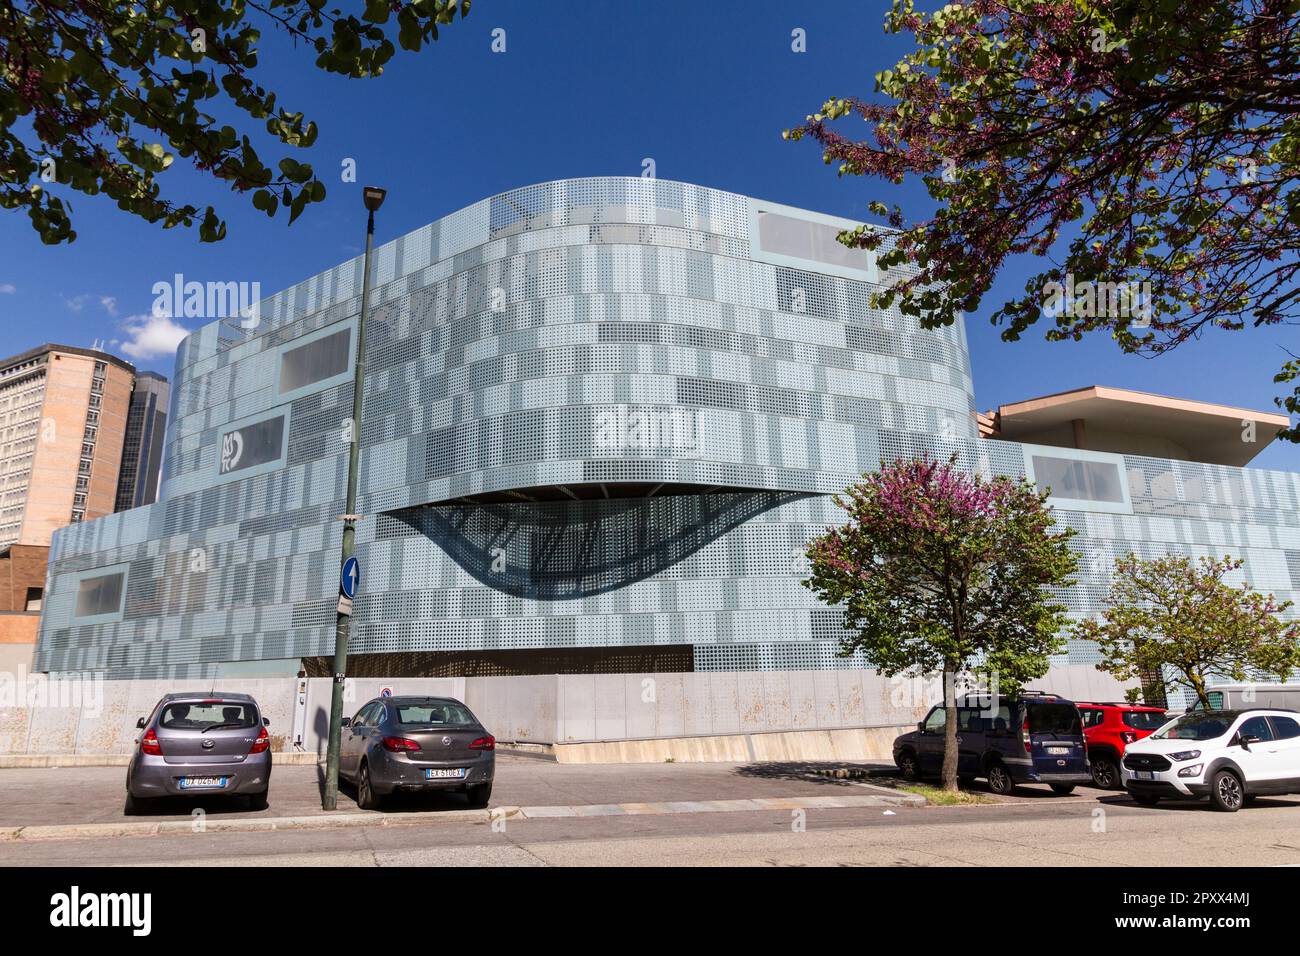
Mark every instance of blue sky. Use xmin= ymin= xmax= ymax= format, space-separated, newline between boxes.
xmin=2 ymin=0 xmax=1296 ymax=469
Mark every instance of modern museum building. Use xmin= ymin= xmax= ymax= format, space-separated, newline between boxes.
xmin=33 ymin=178 xmax=1300 ymax=703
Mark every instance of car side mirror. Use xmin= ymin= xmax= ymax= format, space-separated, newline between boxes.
xmin=262 ymin=716 xmax=271 ymax=726
xmin=1239 ymin=734 xmax=1259 ymax=750
xmin=917 ymin=721 xmax=926 ymax=733
xmin=136 ymin=717 xmax=146 ymax=729
xmin=341 ymin=717 xmax=351 ymax=728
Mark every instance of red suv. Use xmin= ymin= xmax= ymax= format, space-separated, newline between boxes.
xmin=1076 ymin=701 xmax=1170 ymax=789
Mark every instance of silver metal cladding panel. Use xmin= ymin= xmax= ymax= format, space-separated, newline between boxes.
xmin=33 ymin=179 xmax=1300 ymax=691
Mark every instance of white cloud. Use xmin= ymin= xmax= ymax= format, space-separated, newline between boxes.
xmin=61 ymin=293 xmax=117 ymax=314
xmin=116 ymin=313 xmax=189 ymax=360
xmin=0 ymin=283 xmax=14 ymax=294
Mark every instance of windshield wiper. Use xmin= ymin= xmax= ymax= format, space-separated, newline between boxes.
xmin=201 ymin=721 xmax=242 ymax=734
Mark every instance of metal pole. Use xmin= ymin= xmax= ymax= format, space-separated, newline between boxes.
xmin=323 ymin=202 xmax=378 ymax=810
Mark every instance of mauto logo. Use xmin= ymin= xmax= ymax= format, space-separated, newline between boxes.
xmin=220 ymin=430 xmax=244 ymax=474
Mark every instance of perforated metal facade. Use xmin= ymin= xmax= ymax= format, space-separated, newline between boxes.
xmin=33 ymin=178 xmax=1300 ymax=691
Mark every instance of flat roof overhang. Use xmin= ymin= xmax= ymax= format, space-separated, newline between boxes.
xmin=985 ymin=386 xmax=1290 ymax=467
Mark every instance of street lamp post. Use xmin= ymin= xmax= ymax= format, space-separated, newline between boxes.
xmin=323 ymin=185 xmax=386 ymax=811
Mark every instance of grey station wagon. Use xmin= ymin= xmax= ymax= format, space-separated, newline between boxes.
xmin=340 ymin=695 xmax=495 ymax=810
xmin=125 ymin=692 xmax=272 ymax=814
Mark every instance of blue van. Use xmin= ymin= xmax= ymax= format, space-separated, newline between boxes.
xmin=892 ymin=691 xmax=1091 ymax=795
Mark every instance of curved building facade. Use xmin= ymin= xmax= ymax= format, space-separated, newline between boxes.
xmin=34 ymin=178 xmax=1300 ymax=686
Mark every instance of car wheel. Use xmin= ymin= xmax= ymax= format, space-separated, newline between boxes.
xmin=1131 ymin=792 xmax=1161 ymax=806
xmin=1210 ymin=769 xmax=1244 ymax=812
xmin=356 ymin=761 xmax=384 ymax=811
xmin=987 ymin=762 xmax=1016 ymax=796
xmin=896 ymin=750 xmax=920 ymax=781
xmin=1050 ymin=783 xmax=1076 ymax=795
xmin=123 ymin=792 xmax=152 ymax=816
xmin=1090 ymin=755 xmax=1120 ymax=790
xmin=466 ymin=783 xmax=492 ymax=808
xmin=245 ymin=790 xmax=269 ymax=811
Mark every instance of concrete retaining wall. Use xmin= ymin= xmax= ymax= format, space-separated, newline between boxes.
xmin=0 ymin=664 xmax=1136 ymax=763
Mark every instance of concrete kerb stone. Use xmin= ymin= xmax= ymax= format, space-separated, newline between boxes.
xmin=0 ymin=807 xmax=516 ymax=842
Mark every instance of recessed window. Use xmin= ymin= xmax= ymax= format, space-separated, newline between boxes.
xmin=1030 ymin=454 xmax=1125 ymax=503
xmin=278 ymin=327 xmax=351 ymax=396
xmin=219 ymin=414 xmax=286 ymax=476
xmin=24 ymin=586 xmax=42 ymax=611
xmin=75 ymin=571 xmax=125 ymax=619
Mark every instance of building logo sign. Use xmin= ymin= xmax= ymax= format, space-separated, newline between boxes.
xmin=220 ymin=429 xmax=244 ymax=474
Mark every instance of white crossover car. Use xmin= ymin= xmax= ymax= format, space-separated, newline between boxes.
xmin=1121 ymin=709 xmax=1300 ymax=811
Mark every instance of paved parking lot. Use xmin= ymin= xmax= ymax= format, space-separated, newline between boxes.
xmin=0 ymin=755 xmax=931 ymax=827
xmin=4 ymin=756 xmax=1297 ymax=867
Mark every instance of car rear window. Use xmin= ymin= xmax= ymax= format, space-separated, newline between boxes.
xmin=1026 ymin=703 xmax=1082 ymax=735
xmin=160 ymin=701 xmax=258 ymax=730
xmin=1122 ymin=711 xmax=1168 ymax=731
xmin=395 ymin=702 xmax=476 ymax=727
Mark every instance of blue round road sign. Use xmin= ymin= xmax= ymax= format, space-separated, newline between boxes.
xmin=341 ymin=556 xmax=360 ymax=599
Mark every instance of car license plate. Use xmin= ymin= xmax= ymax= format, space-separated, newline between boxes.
xmin=1134 ymin=770 xmax=1154 ymax=780
xmin=425 ymin=768 xmax=466 ymax=779
xmin=179 ymin=776 xmax=227 ymax=789
xmin=1046 ymin=746 xmax=1070 ymax=755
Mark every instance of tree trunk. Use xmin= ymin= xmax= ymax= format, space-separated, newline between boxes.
xmin=941 ymin=666 xmax=959 ymax=792
xmin=1188 ymin=672 xmax=1211 ymax=711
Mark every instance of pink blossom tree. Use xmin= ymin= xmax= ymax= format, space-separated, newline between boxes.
xmin=805 ymin=457 xmax=1078 ymax=791
xmin=785 ymin=1 xmax=1300 ymax=437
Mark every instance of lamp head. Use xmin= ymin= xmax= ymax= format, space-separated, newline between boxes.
xmin=362 ymin=186 xmax=387 ymax=212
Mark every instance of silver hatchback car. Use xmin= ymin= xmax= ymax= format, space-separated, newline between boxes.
xmin=125 ymin=692 xmax=272 ymax=814
xmin=340 ymin=695 xmax=495 ymax=810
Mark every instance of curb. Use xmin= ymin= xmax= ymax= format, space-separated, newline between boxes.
xmin=0 ymin=806 xmax=521 ymax=842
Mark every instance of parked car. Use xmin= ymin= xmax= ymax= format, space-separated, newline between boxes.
xmin=1197 ymin=683 xmax=1300 ymax=712
xmin=125 ymin=692 xmax=272 ymax=814
xmin=893 ymin=691 xmax=1091 ymax=795
xmin=1121 ymin=708 xmax=1300 ymax=811
xmin=340 ymin=695 xmax=495 ymax=810
xmin=1076 ymin=701 xmax=1170 ymax=789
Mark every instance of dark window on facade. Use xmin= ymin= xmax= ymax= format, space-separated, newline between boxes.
xmin=24 ymin=586 xmax=42 ymax=611
xmin=278 ymin=327 xmax=351 ymax=395
xmin=1031 ymin=455 xmax=1125 ymax=503
xmin=219 ymin=415 xmax=286 ymax=476
xmin=75 ymin=571 xmax=125 ymax=618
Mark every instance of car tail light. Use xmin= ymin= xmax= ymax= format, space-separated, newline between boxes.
xmin=382 ymin=736 xmax=420 ymax=752
xmin=1121 ymin=731 xmax=1137 ymax=744
xmin=141 ymin=728 xmax=162 ymax=755
xmin=469 ymin=736 xmax=496 ymax=751
xmin=1021 ymin=719 xmax=1032 ymax=754
xmin=249 ymin=726 xmax=270 ymax=754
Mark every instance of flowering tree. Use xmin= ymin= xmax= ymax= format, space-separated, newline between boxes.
xmin=785 ymin=0 xmax=1300 ymax=437
xmin=804 ymin=457 xmax=1078 ymax=791
xmin=1076 ymin=553 xmax=1300 ymax=710
xmin=1 ymin=1 xmax=471 ymax=243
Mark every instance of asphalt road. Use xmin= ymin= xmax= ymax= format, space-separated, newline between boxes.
xmin=3 ymin=757 xmax=1298 ymax=866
